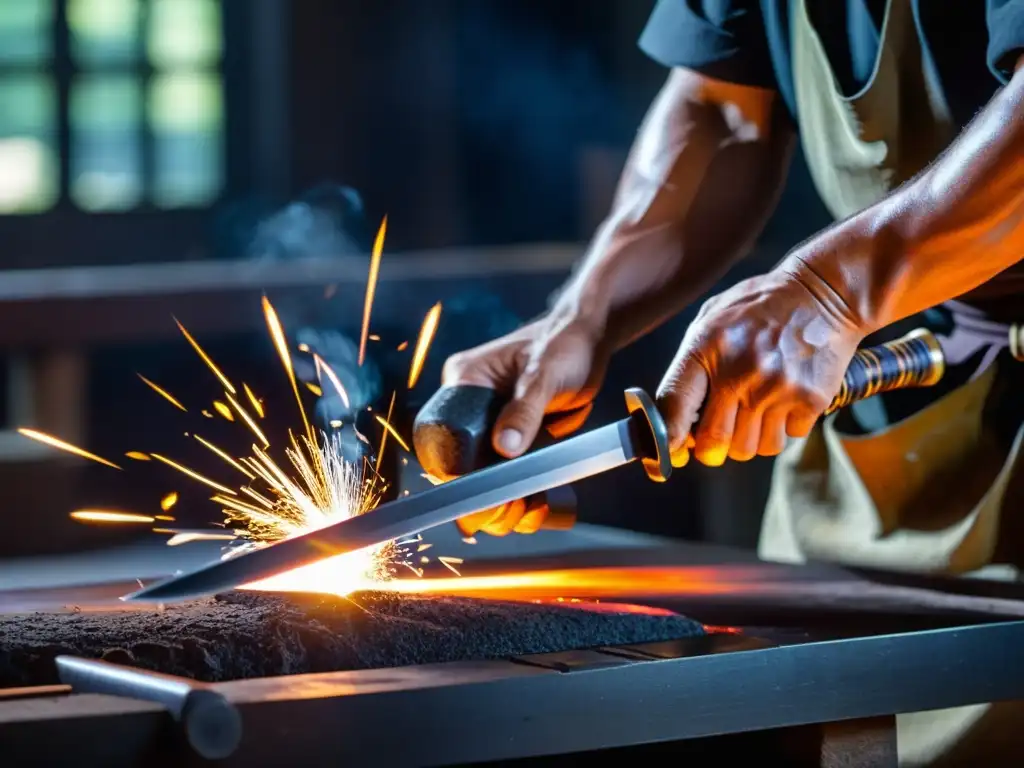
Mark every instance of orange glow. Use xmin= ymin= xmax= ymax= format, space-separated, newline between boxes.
xmin=137 ymin=375 xmax=187 ymax=412
xmin=125 ymin=451 xmax=151 ymax=461
xmin=175 ymin=319 xmax=236 ymax=395
xmin=305 ymin=382 xmax=323 ymax=397
xmin=359 ymin=216 xmax=387 ymax=366
xmin=70 ymin=509 xmax=154 ymax=524
xmin=397 ymin=341 xmax=408 ymax=351
xmin=314 ymin=354 xmax=351 ymax=409
xmin=17 ymin=428 xmax=122 ymax=470
xmin=241 ymin=564 xmax=765 ymax=602
xmin=160 ymin=492 xmax=178 ymax=511
xmin=408 ymin=302 xmax=441 ymax=389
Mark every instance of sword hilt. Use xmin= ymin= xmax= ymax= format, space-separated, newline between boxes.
xmin=826 ymin=328 xmax=946 ymax=415
xmin=412 ymin=386 xmax=578 ymax=532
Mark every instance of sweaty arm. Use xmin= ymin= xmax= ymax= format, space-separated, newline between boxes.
xmin=556 ymin=67 xmax=794 ymax=350
xmin=782 ymin=56 xmax=1024 ymax=333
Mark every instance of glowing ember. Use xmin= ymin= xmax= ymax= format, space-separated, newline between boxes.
xmin=70 ymin=510 xmax=154 ymax=524
xmin=160 ymin=492 xmax=179 ymax=511
xmin=358 ymin=216 xmax=387 ymax=366
xmin=408 ymin=302 xmax=441 ymax=389
xmin=125 ymin=451 xmax=151 ymax=461
xmin=213 ymin=401 xmax=234 ymax=421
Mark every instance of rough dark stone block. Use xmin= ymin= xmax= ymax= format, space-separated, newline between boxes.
xmin=0 ymin=591 xmax=704 ymax=687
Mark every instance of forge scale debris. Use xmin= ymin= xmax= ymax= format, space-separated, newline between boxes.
xmin=0 ymin=592 xmax=704 ymax=688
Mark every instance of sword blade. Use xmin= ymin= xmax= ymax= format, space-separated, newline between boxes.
xmin=126 ymin=419 xmax=639 ymax=602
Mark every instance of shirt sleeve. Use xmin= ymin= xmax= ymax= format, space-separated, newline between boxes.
xmin=638 ymin=0 xmax=776 ymax=89
xmin=987 ymin=0 xmax=1024 ymax=83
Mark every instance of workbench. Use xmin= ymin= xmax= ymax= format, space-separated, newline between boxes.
xmin=3 ymin=524 xmax=1023 ymax=766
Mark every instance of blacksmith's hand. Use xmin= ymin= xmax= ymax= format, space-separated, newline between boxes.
xmin=440 ymin=307 xmax=610 ymax=536
xmin=656 ymin=262 xmax=866 ymax=468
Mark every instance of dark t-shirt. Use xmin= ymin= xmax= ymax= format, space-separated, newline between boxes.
xmin=638 ymin=0 xmax=1024 ymax=309
xmin=639 ymin=0 xmax=1024 ymax=130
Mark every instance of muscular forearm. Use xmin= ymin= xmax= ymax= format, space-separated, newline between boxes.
xmin=784 ymin=59 xmax=1024 ymax=332
xmin=554 ymin=68 xmax=794 ymax=351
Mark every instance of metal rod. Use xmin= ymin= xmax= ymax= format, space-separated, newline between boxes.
xmin=55 ymin=655 xmax=242 ymax=760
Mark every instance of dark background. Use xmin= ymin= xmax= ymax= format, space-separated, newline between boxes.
xmin=0 ymin=0 xmax=832 ymax=559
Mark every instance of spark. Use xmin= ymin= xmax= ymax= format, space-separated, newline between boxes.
xmin=193 ymin=434 xmax=256 ymax=479
xmin=151 ymin=453 xmax=236 ymax=495
xmin=408 ymin=302 xmax=441 ymax=389
xmin=154 ymin=515 xmax=175 ymax=521
xmin=244 ymin=384 xmax=265 ymax=418
xmin=462 ymin=537 xmax=477 ymax=545
xmin=374 ymin=413 xmax=410 ymax=452
xmin=369 ymin=334 xmax=380 ymax=342
xmin=374 ymin=391 xmax=397 ymax=473
xmin=213 ymin=401 xmax=234 ymax=421
xmin=70 ymin=510 xmax=154 ymax=524
xmin=417 ymin=543 xmax=433 ymax=552
xmin=202 ymin=410 xmax=214 ymax=418
xmin=305 ymin=382 xmax=323 ymax=397
xmin=175 ymin=318 xmax=236 ymax=394
xmin=262 ymin=295 xmax=316 ymax=452
xmin=137 ymin=375 xmax=187 ymax=411
xmin=329 ymin=419 xmax=343 ymax=428
xmin=160 ymin=492 xmax=178 ymax=511
xmin=396 ymin=341 xmax=408 ymax=351
xmin=226 ymin=393 xmax=270 ymax=448
xmin=17 ymin=429 xmax=122 ymax=470
xmin=359 ymin=216 xmax=387 ymax=366
xmin=314 ymin=355 xmax=350 ymax=408
xmin=438 ymin=556 xmax=464 ymax=576
xmin=163 ymin=530 xmax=239 ymax=546
xmin=125 ymin=451 xmax=150 ymax=461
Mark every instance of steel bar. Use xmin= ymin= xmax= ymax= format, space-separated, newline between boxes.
xmin=56 ymin=656 xmax=242 ymax=760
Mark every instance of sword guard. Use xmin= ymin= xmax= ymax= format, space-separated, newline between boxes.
xmin=623 ymin=388 xmax=672 ymax=483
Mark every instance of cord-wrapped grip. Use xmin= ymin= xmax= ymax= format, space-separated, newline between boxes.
xmin=826 ymin=328 xmax=945 ymax=415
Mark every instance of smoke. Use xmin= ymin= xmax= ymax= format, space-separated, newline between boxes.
xmin=249 ymin=184 xmax=370 ymax=263
xmin=455 ymin=3 xmax=624 ymax=241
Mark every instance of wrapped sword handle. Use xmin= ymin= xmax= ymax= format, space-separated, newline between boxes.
xmin=826 ymin=328 xmax=946 ymax=415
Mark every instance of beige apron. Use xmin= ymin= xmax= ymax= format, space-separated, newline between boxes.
xmin=760 ymin=1 xmax=1024 ymax=764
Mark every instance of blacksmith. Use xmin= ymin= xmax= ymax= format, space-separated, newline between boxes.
xmin=440 ymin=2 xmax=1024 ymax=763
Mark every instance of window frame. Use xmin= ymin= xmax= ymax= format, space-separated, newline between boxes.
xmin=0 ymin=0 xmax=260 ymax=268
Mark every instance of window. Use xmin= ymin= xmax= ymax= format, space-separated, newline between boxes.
xmin=0 ymin=0 xmax=225 ymax=214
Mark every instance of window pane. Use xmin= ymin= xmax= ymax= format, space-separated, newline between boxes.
xmin=0 ymin=75 xmax=58 ymax=213
xmin=67 ymin=0 xmax=140 ymax=65
xmin=0 ymin=0 xmax=53 ymax=64
xmin=148 ymin=72 xmax=223 ymax=207
xmin=70 ymin=75 xmax=143 ymax=211
xmin=147 ymin=0 xmax=221 ymax=68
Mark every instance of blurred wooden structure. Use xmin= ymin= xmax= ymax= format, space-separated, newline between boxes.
xmin=0 ymin=243 xmax=581 ymax=462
